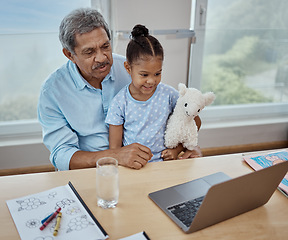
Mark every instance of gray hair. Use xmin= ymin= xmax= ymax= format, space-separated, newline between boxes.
xmin=59 ymin=8 xmax=111 ymax=55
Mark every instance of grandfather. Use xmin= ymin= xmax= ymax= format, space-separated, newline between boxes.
xmin=38 ymin=8 xmax=201 ymax=171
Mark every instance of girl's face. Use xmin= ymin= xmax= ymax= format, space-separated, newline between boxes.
xmin=124 ymin=56 xmax=163 ymax=101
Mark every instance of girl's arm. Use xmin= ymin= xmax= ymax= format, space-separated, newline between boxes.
xmin=109 ymin=124 xmax=124 ymax=149
xmin=195 ymin=115 xmax=201 ymax=130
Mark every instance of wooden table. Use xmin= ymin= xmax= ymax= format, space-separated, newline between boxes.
xmin=1 ymin=152 xmax=287 ymax=239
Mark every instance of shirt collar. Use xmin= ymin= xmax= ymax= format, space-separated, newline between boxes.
xmin=69 ymin=60 xmax=115 ymax=91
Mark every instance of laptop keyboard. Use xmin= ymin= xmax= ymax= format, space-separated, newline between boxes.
xmin=167 ymin=196 xmax=205 ymax=227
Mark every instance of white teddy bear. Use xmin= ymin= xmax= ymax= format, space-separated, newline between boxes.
xmin=164 ymin=83 xmax=215 ymax=151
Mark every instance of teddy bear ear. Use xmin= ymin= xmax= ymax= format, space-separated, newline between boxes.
xmin=204 ymin=92 xmax=216 ymax=106
xmin=178 ymin=83 xmax=187 ymax=96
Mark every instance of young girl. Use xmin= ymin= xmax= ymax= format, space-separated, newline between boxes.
xmin=105 ymin=24 xmax=187 ymax=162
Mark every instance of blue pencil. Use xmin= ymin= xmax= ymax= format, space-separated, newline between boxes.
xmin=39 ymin=207 xmax=61 ymax=231
xmin=41 ymin=212 xmax=53 ymax=224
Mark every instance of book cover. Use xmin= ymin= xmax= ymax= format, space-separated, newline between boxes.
xmin=243 ymin=149 xmax=288 ymax=197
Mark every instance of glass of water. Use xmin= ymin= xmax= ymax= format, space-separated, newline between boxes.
xmin=96 ymin=157 xmax=119 ymax=209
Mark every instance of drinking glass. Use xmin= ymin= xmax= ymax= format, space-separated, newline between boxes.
xmin=96 ymin=157 xmax=119 ymax=209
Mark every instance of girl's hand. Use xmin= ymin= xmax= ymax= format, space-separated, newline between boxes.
xmin=161 ymin=149 xmax=179 ymax=161
xmin=179 ymin=146 xmax=203 ymax=159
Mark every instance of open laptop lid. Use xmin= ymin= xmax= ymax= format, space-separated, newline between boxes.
xmin=188 ymin=160 xmax=288 ymax=233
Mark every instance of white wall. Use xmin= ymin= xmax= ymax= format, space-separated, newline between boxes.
xmin=199 ymin=121 xmax=288 ymax=148
xmin=112 ymin=0 xmax=192 ymax=89
xmin=1 ymin=118 xmax=287 ymax=170
xmin=0 ymin=143 xmax=50 ymax=169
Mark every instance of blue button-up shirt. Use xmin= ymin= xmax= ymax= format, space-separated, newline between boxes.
xmin=38 ymin=54 xmax=131 ymax=170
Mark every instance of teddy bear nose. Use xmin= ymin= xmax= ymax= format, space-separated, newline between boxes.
xmin=184 ymin=103 xmax=188 ymax=107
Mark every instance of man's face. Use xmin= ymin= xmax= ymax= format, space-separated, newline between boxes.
xmin=65 ymin=27 xmax=113 ymax=88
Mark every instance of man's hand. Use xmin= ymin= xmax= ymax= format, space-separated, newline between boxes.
xmin=116 ymin=143 xmax=152 ymax=169
xmin=179 ymin=145 xmax=203 ymax=159
xmin=69 ymin=143 xmax=152 ymax=170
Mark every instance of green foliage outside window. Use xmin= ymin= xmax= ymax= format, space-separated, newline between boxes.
xmin=202 ymin=36 xmax=273 ymax=105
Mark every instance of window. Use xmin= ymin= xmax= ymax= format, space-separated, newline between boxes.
xmin=0 ymin=1 xmax=92 ymax=123
xmin=0 ymin=0 xmax=92 ymax=142
xmin=189 ymin=0 xmax=288 ymax=123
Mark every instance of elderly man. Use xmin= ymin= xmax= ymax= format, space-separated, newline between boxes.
xmin=38 ymin=8 xmax=201 ymax=171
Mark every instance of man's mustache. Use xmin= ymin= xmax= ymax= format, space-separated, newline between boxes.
xmin=92 ymin=60 xmax=110 ymax=70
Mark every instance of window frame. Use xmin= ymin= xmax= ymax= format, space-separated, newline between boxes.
xmin=189 ymin=0 xmax=288 ymax=126
xmin=0 ymin=120 xmax=42 ymax=146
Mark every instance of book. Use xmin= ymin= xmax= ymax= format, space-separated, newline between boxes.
xmin=6 ymin=182 xmax=108 ymax=240
xmin=242 ymin=149 xmax=288 ymax=197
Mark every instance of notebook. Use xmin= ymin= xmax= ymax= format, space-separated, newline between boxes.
xmin=149 ymin=160 xmax=288 ymax=233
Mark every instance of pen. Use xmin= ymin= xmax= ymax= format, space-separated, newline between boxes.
xmin=39 ymin=207 xmax=61 ymax=231
xmin=53 ymin=212 xmax=62 ymax=236
xmin=41 ymin=212 xmax=53 ymax=224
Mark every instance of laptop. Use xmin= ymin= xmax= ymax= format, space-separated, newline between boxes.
xmin=149 ymin=160 xmax=288 ymax=233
